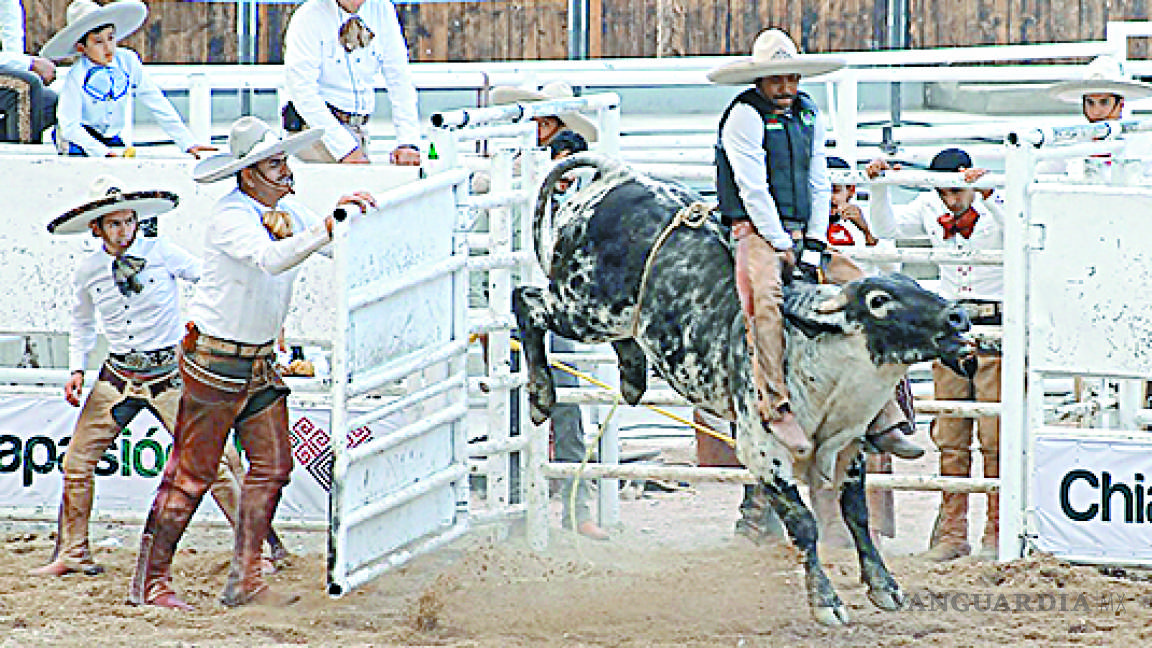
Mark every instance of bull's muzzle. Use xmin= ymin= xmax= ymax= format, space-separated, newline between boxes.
xmin=937 ymin=303 xmax=977 ymax=378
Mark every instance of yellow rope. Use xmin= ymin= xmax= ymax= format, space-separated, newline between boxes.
xmin=494 ymin=337 xmax=736 ymax=448
xmin=629 ymin=201 xmax=715 ymax=337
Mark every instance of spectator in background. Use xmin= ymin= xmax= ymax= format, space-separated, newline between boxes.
xmin=42 ymin=0 xmax=215 ymax=158
xmin=0 ymin=0 xmax=58 ymax=142
xmin=283 ymin=0 xmax=421 ymax=165
xmin=868 ymin=147 xmax=1003 ymax=562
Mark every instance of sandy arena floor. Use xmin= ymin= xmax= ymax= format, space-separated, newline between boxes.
xmin=1 ymin=429 xmax=1150 ymax=647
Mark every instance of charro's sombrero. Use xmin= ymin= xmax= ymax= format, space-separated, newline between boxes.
xmin=193 ymin=116 xmax=323 ymax=183
xmin=707 ymin=29 xmax=845 ymax=85
xmin=40 ymin=0 xmax=148 ymax=60
xmin=489 ymin=81 xmax=599 ymax=143
xmin=48 ymin=175 xmax=178 ymax=235
xmin=1048 ymin=56 xmax=1152 ymax=103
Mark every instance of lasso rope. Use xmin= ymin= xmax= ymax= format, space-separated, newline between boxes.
xmin=629 ymin=201 xmax=716 ymax=338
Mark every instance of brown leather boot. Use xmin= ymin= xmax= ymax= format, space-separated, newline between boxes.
xmin=921 ymin=447 xmax=972 ymax=562
xmin=32 ymin=477 xmax=104 ymax=576
xmin=220 ymin=483 xmax=298 ymax=607
xmin=127 ymin=486 xmax=202 ymax=609
xmin=976 ymin=492 xmax=999 ymax=561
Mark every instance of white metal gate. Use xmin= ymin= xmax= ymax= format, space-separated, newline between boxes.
xmin=327 ymin=169 xmax=472 ymax=596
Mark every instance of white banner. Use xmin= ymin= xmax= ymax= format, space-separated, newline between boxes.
xmin=1031 ymin=431 xmax=1152 ymax=562
xmin=0 ymin=396 xmax=401 ymax=523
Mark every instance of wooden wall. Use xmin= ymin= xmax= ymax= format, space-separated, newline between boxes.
xmin=17 ymin=0 xmax=1152 ymax=65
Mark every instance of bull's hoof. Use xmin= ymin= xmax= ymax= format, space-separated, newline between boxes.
xmin=529 ymin=400 xmax=552 ymax=425
xmin=812 ymin=604 xmax=850 ymax=627
xmin=867 ymin=585 xmax=906 ymax=611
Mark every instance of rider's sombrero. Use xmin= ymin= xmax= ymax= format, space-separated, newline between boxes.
xmin=48 ymin=175 xmax=178 ymax=235
xmin=707 ymin=29 xmax=846 ymax=85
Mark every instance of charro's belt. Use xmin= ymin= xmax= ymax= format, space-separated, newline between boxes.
xmin=99 ymin=362 xmax=180 ymax=399
xmin=193 ymin=333 xmax=275 ymax=359
xmin=327 ymin=103 xmax=369 ymax=127
xmin=108 ymin=346 xmax=178 ymax=372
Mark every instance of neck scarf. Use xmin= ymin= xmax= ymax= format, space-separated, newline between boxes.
xmin=112 ymin=255 xmax=147 ymax=296
xmin=262 ymin=210 xmax=294 ymax=240
xmin=937 ymin=207 xmax=980 ymax=239
xmin=339 ymin=16 xmax=375 ymax=52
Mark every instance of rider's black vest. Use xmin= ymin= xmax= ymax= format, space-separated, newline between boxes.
xmin=715 ymin=89 xmax=817 ymax=233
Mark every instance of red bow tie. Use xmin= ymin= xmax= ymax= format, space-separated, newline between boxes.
xmin=938 ymin=207 xmax=979 ymax=239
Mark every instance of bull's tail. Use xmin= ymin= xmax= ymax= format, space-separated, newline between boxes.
xmin=532 ymin=153 xmax=634 ymax=273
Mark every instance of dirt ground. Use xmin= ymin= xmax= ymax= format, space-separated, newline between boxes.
xmin=1 ymin=430 xmax=1151 ymax=647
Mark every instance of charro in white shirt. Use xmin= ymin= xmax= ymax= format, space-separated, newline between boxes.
xmin=56 ymin=48 xmax=197 ymax=157
xmin=869 ymin=185 xmax=1004 ymax=301
xmin=69 ymin=236 xmax=201 ymax=372
xmin=187 ymin=188 xmax=332 ymax=345
xmin=284 ymin=0 xmax=420 ymax=160
xmin=719 ymin=100 xmax=831 ymax=250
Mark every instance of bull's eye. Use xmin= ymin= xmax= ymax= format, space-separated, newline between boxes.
xmin=865 ymin=290 xmax=893 ymax=315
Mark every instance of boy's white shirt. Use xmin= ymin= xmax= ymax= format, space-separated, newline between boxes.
xmin=57 ymin=48 xmax=198 ymax=157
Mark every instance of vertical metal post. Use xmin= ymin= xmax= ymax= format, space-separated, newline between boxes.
xmin=887 ymin=0 xmax=906 ymax=126
xmin=1118 ymin=380 xmax=1141 ymax=429
xmin=189 ymin=73 xmax=212 ymax=144
xmin=567 ymin=0 xmax=589 ymax=59
xmin=486 ymin=149 xmax=515 ymax=519
xmin=327 ymin=205 xmax=353 ymax=590
xmin=597 ymin=410 xmax=621 ymax=528
xmin=429 ymin=127 xmax=461 ymax=174
xmin=451 ymin=179 xmax=473 ymax=529
xmin=999 ymin=140 xmax=1035 ymax=562
xmin=833 ymin=71 xmax=859 ymax=166
xmin=597 ymin=103 xmax=621 ymax=157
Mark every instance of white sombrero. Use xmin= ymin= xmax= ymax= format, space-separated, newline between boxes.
xmin=489 ymin=81 xmax=599 ymax=143
xmin=707 ymin=29 xmax=846 ymax=85
xmin=40 ymin=0 xmax=148 ymax=61
xmin=193 ymin=116 xmax=324 ymax=184
xmin=1048 ymin=56 xmax=1152 ymax=103
xmin=48 ymin=175 xmax=178 ymax=235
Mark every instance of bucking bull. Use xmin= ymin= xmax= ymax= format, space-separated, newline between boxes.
xmin=512 ymin=154 xmax=973 ymax=626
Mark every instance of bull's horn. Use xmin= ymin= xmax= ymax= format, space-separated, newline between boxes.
xmin=814 ymin=290 xmax=849 ymax=314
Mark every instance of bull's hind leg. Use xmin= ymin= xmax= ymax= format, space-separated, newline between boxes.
xmin=512 ymin=287 xmax=557 ymax=424
xmin=840 ymin=451 xmax=905 ymax=612
xmin=763 ymin=476 xmax=850 ymax=627
xmin=611 ymin=339 xmax=647 ymax=405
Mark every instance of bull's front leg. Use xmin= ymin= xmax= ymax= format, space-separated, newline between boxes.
xmin=611 ymin=339 xmax=647 ymax=405
xmin=840 ymin=451 xmax=905 ymax=612
xmin=763 ymin=476 xmax=850 ymax=627
xmin=512 ymin=287 xmax=557 ymax=424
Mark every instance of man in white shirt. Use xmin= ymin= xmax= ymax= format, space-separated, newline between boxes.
xmin=0 ymin=0 xmax=57 ymax=142
xmin=31 ymin=176 xmax=255 ymax=578
xmin=129 ymin=117 xmax=375 ymax=610
xmin=867 ymin=147 xmax=1004 ymax=562
xmin=284 ymin=0 xmax=420 ymax=165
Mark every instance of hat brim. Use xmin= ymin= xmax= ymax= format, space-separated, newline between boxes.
xmin=1048 ymin=79 xmax=1152 ymax=103
xmin=489 ymin=87 xmax=600 ymax=143
xmin=193 ymin=128 xmax=325 ymax=184
xmin=707 ymin=56 xmax=846 ymax=85
xmin=48 ymin=190 xmax=179 ymax=235
xmin=40 ymin=1 xmax=148 ymax=60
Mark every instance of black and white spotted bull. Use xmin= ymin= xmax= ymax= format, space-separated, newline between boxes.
xmin=512 ymin=154 xmax=973 ymax=626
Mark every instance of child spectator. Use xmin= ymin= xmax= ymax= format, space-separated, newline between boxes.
xmin=41 ymin=0 xmax=214 ymax=158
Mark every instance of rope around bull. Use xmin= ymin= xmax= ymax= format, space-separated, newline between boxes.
xmin=629 ymin=201 xmax=716 ymax=338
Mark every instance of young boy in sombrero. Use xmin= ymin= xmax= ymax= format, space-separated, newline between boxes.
xmin=129 ymin=116 xmax=375 ymax=609
xmin=41 ymin=0 xmax=215 ymax=158
xmin=31 ymin=176 xmax=286 ymax=577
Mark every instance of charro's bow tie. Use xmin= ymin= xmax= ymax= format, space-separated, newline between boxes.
xmin=339 ymin=16 xmax=375 ymax=52
xmin=938 ymin=207 xmax=980 ymax=239
xmin=262 ymin=210 xmax=294 ymax=240
xmin=112 ymin=254 xmax=147 ymax=296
